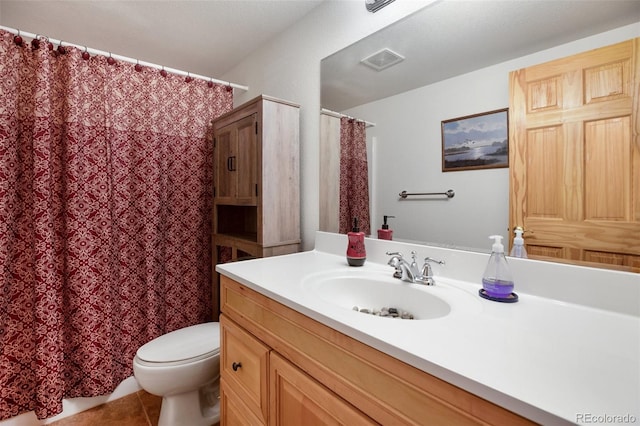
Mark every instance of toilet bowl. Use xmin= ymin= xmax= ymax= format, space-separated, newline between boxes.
xmin=133 ymin=322 xmax=221 ymax=426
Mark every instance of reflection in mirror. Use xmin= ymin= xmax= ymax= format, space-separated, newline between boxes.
xmin=320 ymin=1 xmax=640 ymax=259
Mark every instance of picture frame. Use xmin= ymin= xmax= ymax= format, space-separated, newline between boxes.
xmin=441 ymin=108 xmax=509 ymax=172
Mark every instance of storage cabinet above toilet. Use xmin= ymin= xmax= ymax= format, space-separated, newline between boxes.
xmin=211 ymin=95 xmax=301 ymax=318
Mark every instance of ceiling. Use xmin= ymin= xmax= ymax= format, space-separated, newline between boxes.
xmin=1 ymin=0 xmax=639 ymax=106
xmin=321 ymin=0 xmax=640 ymax=111
xmin=0 ymin=0 xmax=326 ymax=81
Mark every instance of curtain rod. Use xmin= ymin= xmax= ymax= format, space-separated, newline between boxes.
xmin=321 ymin=108 xmax=376 ymax=128
xmin=0 ymin=25 xmax=249 ymax=91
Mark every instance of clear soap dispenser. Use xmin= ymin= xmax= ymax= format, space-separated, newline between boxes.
xmin=509 ymin=227 xmax=528 ymax=258
xmin=480 ymin=235 xmax=518 ymax=302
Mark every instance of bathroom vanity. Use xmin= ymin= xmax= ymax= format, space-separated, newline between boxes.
xmin=217 ymin=232 xmax=640 ymax=425
xmin=219 ymin=275 xmax=533 ymax=424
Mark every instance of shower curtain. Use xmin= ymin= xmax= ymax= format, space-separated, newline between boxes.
xmin=0 ymin=30 xmax=232 ymax=420
xmin=339 ymin=117 xmax=371 ymax=235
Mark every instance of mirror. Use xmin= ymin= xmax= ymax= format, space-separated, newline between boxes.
xmin=320 ymin=1 xmax=640 ymax=253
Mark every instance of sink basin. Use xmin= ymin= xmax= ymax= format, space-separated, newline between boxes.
xmin=301 ymin=269 xmax=475 ymax=321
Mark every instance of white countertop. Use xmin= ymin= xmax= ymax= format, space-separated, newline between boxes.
xmin=217 ymin=232 xmax=640 ymax=425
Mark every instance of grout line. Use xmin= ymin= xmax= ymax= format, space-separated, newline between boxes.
xmin=136 ymin=391 xmax=153 ymax=426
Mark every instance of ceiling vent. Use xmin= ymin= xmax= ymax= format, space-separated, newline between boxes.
xmin=360 ymin=48 xmax=405 ymax=71
xmin=365 ymin=0 xmax=395 ymax=13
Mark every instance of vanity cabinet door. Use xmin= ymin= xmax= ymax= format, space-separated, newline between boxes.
xmin=221 ymin=315 xmax=269 ymax=424
xmin=269 ymin=352 xmax=378 ymax=426
xmin=220 ymin=377 xmax=264 ymax=426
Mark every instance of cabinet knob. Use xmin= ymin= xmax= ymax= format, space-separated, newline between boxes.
xmin=232 ymin=361 xmax=242 ymax=371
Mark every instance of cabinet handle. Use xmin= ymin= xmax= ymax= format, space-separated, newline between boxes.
xmin=226 ymin=156 xmax=236 ymax=171
xmin=232 ymin=361 xmax=242 ymax=371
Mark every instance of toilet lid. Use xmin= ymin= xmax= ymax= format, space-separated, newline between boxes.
xmin=136 ymin=322 xmax=220 ymax=363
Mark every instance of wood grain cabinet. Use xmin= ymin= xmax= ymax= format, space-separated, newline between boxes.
xmin=211 ymin=95 xmax=301 ymax=318
xmin=219 ymin=275 xmax=536 ymax=426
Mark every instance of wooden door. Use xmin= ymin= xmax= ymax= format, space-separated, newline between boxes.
xmin=509 ymin=38 xmax=640 ymax=271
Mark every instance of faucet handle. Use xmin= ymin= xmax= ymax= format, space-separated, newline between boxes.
xmin=386 ymin=252 xmax=403 ymax=277
xmin=420 ymin=257 xmax=445 ymax=285
xmin=424 ymin=256 xmax=445 ymax=267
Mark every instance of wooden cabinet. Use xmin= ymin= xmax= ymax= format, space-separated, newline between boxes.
xmin=212 ymin=95 xmax=301 ymax=318
xmin=220 ymin=275 xmax=536 ymax=426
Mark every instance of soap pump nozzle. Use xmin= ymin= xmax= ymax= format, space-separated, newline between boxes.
xmin=381 ymin=215 xmax=395 ymax=229
xmin=352 ymin=217 xmax=360 ymax=232
xmin=489 ymin=235 xmax=504 ymax=253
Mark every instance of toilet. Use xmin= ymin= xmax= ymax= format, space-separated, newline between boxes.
xmin=133 ymin=322 xmax=221 ymax=426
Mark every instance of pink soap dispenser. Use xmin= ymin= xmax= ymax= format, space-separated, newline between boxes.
xmin=377 ymin=215 xmax=395 ymax=240
xmin=346 ymin=217 xmax=366 ymax=266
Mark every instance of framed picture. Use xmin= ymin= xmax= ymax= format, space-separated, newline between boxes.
xmin=441 ymin=108 xmax=509 ymax=172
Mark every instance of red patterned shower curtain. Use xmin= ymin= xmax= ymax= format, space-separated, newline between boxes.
xmin=0 ymin=31 xmax=232 ymax=420
xmin=339 ymin=117 xmax=371 ymax=235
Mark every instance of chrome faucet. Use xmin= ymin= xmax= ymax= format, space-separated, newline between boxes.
xmin=386 ymin=251 xmax=420 ymax=282
xmin=386 ymin=252 xmax=445 ymax=285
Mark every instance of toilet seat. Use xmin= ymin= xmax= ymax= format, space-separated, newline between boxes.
xmin=136 ymin=322 xmax=220 ymax=365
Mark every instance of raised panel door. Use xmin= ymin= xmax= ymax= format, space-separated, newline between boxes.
xmin=509 ymin=38 xmax=640 ymax=271
xmin=214 ymin=114 xmax=258 ymax=205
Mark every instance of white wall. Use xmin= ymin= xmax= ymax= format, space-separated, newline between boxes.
xmin=222 ymin=0 xmax=431 ymax=250
xmin=346 ymin=23 xmax=640 ymax=251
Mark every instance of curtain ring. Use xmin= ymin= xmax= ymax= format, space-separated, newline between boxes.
xmin=107 ymin=53 xmax=116 ymax=65
xmin=13 ymin=29 xmax=23 ymax=46
xmin=31 ymin=33 xmax=41 ymax=49
xmin=160 ymin=66 xmax=168 ymax=77
xmin=207 ymin=79 xmax=214 ymax=88
xmin=226 ymin=83 xmax=233 ymax=92
xmin=134 ymin=60 xmax=142 ymax=72
xmin=57 ymin=41 xmax=66 ymax=54
xmin=82 ymin=47 xmax=90 ymax=60
xmin=185 ymin=72 xmax=192 ymax=83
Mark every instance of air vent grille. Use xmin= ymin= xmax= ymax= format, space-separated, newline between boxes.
xmin=361 ymin=48 xmax=405 ymax=71
xmin=365 ymin=0 xmax=396 ymax=13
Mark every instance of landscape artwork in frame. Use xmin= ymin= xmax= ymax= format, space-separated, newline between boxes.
xmin=441 ymin=108 xmax=509 ymax=172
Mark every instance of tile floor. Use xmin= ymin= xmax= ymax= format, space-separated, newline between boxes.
xmin=49 ymin=391 xmax=161 ymax=426
xmin=47 ymin=390 xmax=220 ymax=426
